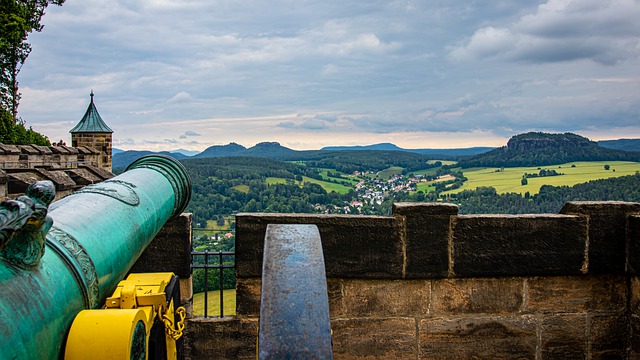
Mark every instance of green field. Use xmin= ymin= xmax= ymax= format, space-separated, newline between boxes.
xmin=377 ymin=166 xmax=403 ymax=179
xmin=232 ymin=184 xmax=250 ymax=194
xmin=445 ymin=161 xmax=640 ymax=195
xmin=266 ymin=176 xmax=352 ymax=194
xmin=416 ymin=183 xmax=436 ymax=193
xmin=193 ymin=289 xmax=236 ymax=316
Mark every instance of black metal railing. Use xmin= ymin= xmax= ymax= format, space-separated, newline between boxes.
xmin=191 ymin=250 xmax=235 ymax=318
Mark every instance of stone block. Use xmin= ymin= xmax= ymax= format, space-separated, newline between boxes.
xmin=561 ymin=201 xmax=640 ymax=274
xmin=179 ymin=277 xmax=192 ymax=308
xmin=452 ymin=214 xmax=587 ymax=277
xmin=130 ymin=213 xmax=192 ymax=278
xmin=419 ymin=315 xmax=537 ymax=359
xmin=331 ymin=317 xmax=416 ymax=359
xmin=185 ymin=318 xmax=258 ymax=360
xmin=235 ymin=213 xmax=404 ymax=279
xmin=393 ymin=202 xmax=457 ymax=278
xmin=540 ymin=314 xmax=587 ymax=359
xmin=235 ymin=277 xmax=261 ymax=317
xmin=431 ymin=278 xmax=523 ymax=314
xmin=630 ymin=215 xmax=640 ymax=275
xmin=327 ymin=279 xmax=344 ymax=317
xmin=526 ymin=275 xmax=626 ymax=313
xmin=630 ymin=315 xmax=640 ymax=358
xmin=590 ymin=313 xmax=628 ymax=358
xmin=633 ymin=276 xmax=640 ymax=317
xmin=341 ymin=279 xmax=430 ymax=317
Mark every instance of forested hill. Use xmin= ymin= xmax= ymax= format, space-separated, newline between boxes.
xmin=182 ymin=151 xmax=439 ymax=177
xmin=181 ymin=156 xmax=308 ymax=180
xmin=459 ymin=132 xmax=640 ymax=168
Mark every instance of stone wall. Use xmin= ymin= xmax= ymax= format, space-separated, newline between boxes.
xmin=184 ymin=201 xmax=640 ymax=359
xmin=71 ymin=132 xmax=112 ymax=171
xmin=0 ymin=143 xmax=110 ymax=200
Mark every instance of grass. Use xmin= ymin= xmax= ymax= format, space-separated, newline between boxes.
xmin=192 ymin=289 xmax=236 ymax=317
xmin=377 ymin=166 xmax=404 ymax=179
xmin=265 ymin=176 xmax=352 ymax=194
xmin=233 ymin=184 xmax=250 ymax=194
xmin=445 ymin=161 xmax=640 ymax=196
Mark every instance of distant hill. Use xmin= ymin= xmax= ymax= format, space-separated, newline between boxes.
xmin=112 ymin=150 xmax=188 ymax=171
xmin=321 ymin=143 xmax=494 ymax=157
xmin=598 ymin=139 xmax=640 ymax=152
xmin=459 ymin=132 xmax=640 ymax=168
xmin=194 ymin=142 xmax=247 ymax=158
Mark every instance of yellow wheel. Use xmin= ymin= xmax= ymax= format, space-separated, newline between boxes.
xmin=65 ymin=309 xmax=150 ymax=360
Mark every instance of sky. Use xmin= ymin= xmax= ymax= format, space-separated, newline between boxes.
xmin=16 ymin=0 xmax=640 ymax=152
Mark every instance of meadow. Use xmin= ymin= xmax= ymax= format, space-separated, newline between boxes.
xmin=266 ymin=176 xmax=352 ymax=194
xmin=445 ymin=161 xmax=640 ymax=195
xmin=192 ymin=289 xmax=236 ymax=317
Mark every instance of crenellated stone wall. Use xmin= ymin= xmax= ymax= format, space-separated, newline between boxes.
xmin=0 ymin=143 xmax=111 ymax=200
xmin=183 ymin=201 xmax=640 ymax=359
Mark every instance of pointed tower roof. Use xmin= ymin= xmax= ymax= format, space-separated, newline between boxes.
xmin=70 ymin=91 xmax=113 ymax=133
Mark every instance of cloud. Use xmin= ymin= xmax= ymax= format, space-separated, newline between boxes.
xmin=168 ymin=91 xmax=193 ymax=104
xmin=448 ymin=0 xmax=640 ymax=64
xmin=276 ymin=121 xmax=296 ymax=129
xmin=15 ymin=1 xmax=640 ymax=150
xmin=299 ymin=119 xmax=329 ymax=130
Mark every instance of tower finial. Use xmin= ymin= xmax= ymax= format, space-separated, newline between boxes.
xmin=90 ymin=90 xmax=94 ymax=103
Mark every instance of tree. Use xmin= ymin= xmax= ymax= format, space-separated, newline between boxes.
xmin=1 ymin=0 xmax=64 ymax=116
xmin=0 ymin=106 xmax=48 ymax=145
xmin=604 ymin=164 xmax=610 ymax=170
xmin=0 ymin=0 xmax=64 ymax=145
xmin=521 ymin=177 xmax=528 ymax=186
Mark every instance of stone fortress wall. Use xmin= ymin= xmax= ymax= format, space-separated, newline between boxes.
xmin=173 ymin=201 xmax=640 ymax=359
xmin=0 ymin=143 xmax=112 ymax=200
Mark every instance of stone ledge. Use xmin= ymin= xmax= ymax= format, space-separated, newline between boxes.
xmin=561 ymin=201 xmax=640 ymax=274
xmin=236 ymin=213 xmax=404 ymax=279
xmin=452 ymin=214 xmax=587 ymax=277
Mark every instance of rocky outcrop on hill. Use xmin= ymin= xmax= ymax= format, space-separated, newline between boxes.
xmin=460 ymin=132 xmax=640 ymax=168
xmin=506 ymin=132 xmax=594 ymax=152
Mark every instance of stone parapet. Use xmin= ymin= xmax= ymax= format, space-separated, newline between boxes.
xmin=0 ymin=143 xmax=112 ymax=199
xmin=188 ymin=201 xmax=640 ymax=360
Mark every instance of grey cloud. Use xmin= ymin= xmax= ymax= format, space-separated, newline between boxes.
xmin=277 ymin=121 xmax=296 ymax=128
xmin=300 ymin=119 xmax=329 ymax=130
xmin=449 ymin=0 xmax=640 ymax=65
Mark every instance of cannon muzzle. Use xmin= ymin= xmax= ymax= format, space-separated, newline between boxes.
xmin=0 ymin=155 xmax=191 ymax=359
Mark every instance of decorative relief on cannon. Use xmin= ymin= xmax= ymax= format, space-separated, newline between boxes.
xmin=0 ymin=180 xmax=55 ymax=268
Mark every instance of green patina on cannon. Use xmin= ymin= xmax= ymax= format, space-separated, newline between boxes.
xmin=0 ymin=155 xmax=191 ymax=359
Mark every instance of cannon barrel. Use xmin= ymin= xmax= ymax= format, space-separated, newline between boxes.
xmin=0 ymin=155 xmax=191 ymax=359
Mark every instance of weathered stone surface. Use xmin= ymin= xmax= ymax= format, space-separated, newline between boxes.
xmin=419 ymin=315 xmax=537 ymax=359
xmin=236 ymin=213 xmax=404 ymax=279
xmin=130 ymin=213 xmax=192 ymax=278
xmin=235 ymin=277 xmax=261 ymax=317
xmin=393 ymin=202 xmax=457 ymax=278
xmin=630 ymin=314 xmax=640 ymax=358
xmin=431 ymin=278 xmax=523 ymax=314
xmin=7 ymin=171 xmax=46 ymax=194
xmin=540 ymin=314 xmax=587 ymax=359
xmin=332 ymin=317 xmax=416 ymax=359
xmin=526 ymin=275 xmax=626 ymax=313
xmin=561 ymin=201 xmax=640 ymax=274
xmin=179 ymin=277 xmax=193 ymax=313
xmin=341 ymin=279 xmax=430 ymax=317
xmin=327 ymin=279 xmax=344 ymax=317
xmin=452 ymin=214 xmax=587 ymax=277
xmin=590 ymin=313 xmax=628 ymax=358
xmin=633 ymin=277 xmax=640 ymax=318
xmin=185 ymin=317 xmax=258 ymax=360
xmin=630 ymin=215 xmax=640 ymax=275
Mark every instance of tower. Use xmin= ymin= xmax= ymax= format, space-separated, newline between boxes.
xmin=70 ymin=91 xmax=113 ymax=171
